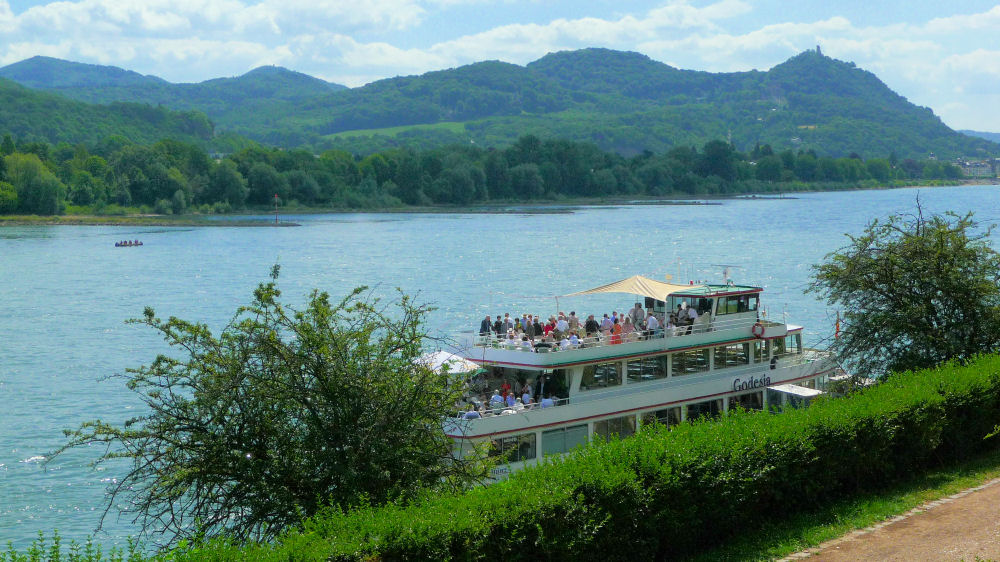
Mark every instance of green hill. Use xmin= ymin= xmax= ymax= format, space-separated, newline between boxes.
xmin=0 ymin=77 xmax=213 ymax=146
xmin=0 ymin=50 xmax=996 ymax=159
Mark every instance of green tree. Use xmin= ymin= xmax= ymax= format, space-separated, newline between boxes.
xmin=206 ymin=160 xmax=248 ymax=207
xmin=810 ymin=208 xmax=1000 ymax=377
xmin=52 ymin=267 xmax=485 ymax=546
xmin=0 ymin=134 xmax=14 ymax=156
xmin=5 ymin=153 xmax=65 ymax=215
xmin=866 ymin=158 xmax=891 ymax=182
xmin=0 ymin=181 xmax=17 ymax=213
xmin=754 ymin=155 xmax=783 ymax=182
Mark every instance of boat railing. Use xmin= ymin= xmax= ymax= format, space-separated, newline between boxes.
xmin=472 ymin=315 xmax=764 ymax=352
xmin=453 ymin=396 xmax=571 ymax=419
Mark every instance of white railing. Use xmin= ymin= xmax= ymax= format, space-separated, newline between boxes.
xmin=453 ymin=396 xmax=571 ymax=419
xmin=472 ymin=315 xmax=766 ymax=353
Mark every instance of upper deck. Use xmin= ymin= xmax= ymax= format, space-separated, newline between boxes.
xmin=459 ymin=281 xmax=782 ymax=370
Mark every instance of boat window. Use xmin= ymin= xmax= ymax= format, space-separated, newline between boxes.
xmin=753 ymin=340 xmax=771 ymax=363
xmin=626 ymin=356 xmax=667 ymax=383
xmin=580 ymin=361 xmax=622 ymax=391
xmin=538 ymin=369 xmax=570 ymax=399
xmin=542 ymin=424 xmax=589 ymax=456
xmin=594 ymin=415 xmax=636 ymax=442
xmin=716 ymin=294 xmax=759 ymax=315
xmin=714 ymin=343 xmax=750 ymax=370
xmin=800 ymin=378 xmax=816 ymax=389
xmin=775 ymin=334 xmax=802 ymax=358
xmin=672 ymin=348 xmax=710 ymax=376
xmin=641 ymin=407 xmax=682 ymax=428
xmin=730 ymin=391 xmax=764 ymax=412
xmin=489 ymin=432 xmax=536 ymax=463
xmin=687 ymin=398 xmax=723 ymax=421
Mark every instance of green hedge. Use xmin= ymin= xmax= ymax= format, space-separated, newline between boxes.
xmin=234 ymin=355 xmax=1000 ymax=561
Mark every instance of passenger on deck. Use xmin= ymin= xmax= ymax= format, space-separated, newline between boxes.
xmin=493 ymin=316 xmax=503 ymax=334
xmin=479 ymin=315 xmax=493 ymax=336
xmin=505 ymin=392 xmax=516 ymax=408
xmin=514 ymin=398 xmax=525 ymax=412
xmin=556 ymin=316 xmax=569 ymax=337
xmin=568 ymin=311 xmax=580 ymax=331
xmin=521 ymin=390 xmax=532 ymax=408
xmin=521 ymin=335 xmax=534 ymax=351
xmin=559 ymin=336 xmax=571 ymax=350
xmin=490 ymin=390 xmax=504 ymax=411
xmin=611 ymin=318 xmax=623 ymax=344
xmin=687 ymin=305 xmax=698 ymax=334
xmin=463 ymin=407 xmax=481 ymax=419
xmin=646 ymin=313 xmax=660 ymax=337
xmin=500 ymin=380 xmax=511 ymax=398
xmin=600 ymin=314 xmax=613 ymax=333
xmin=568 ymin=333 xmax=580 ymax=347
xmin=622 ymin=317 xmax=636 ymax=342
xmin=541 ymin=395 xmax=555 ymax=408
xmin=629 ymin=303 xmax=646 ymax=326
xmin=532 ymin=317 xmax=543 ymax=337
xmin=584 ymin=314 xmax=600 ymax=337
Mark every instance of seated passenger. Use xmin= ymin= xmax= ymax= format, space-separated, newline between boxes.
xmin=540 ymin=395 xmax=555 ymax=408
xmin=521 ymin=391 xmax=532 ymax=408
xmin=505 ymin=393 xmax=516 ymax=408
xmin=520 ymin=335 xmax=534 ymax=351
xmin=568 ymin=333 xmax=580 ymax=347
xmin=489 ymin=390 xmax=504 ymax=411
xmin=463 ymin=407 xmax=481 ymax=419
xmin=559 ymin=337 xmax=571 ymax=350
xmin=514 ymin=398 xmax=525 ymax=412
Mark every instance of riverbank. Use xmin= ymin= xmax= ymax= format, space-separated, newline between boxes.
xmin=1 ymin=179 xmax=995 ymax=227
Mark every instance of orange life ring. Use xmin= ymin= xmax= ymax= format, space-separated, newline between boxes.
xmin=751 ymin=322 xmax=766 ymax=338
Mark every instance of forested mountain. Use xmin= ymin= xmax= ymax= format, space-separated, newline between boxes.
xmin=0 ymin=49 xmax=996 ymax=159
xmin=961 ymin=130 xmax=1000 ymax=144
xmin=0 ymin=77 xmax=213 ymax=146
xmin=0 ymin=56 xmax=345 ymax=140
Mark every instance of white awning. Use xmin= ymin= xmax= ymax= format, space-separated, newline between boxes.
xmin=565 ymin=275 xmax=705 ymax=301
xmin=770 ymin=384 xmax=824 ymax=398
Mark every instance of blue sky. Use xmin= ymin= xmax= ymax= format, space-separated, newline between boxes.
xmin=1 ymin=0 xmax=998 ymax=131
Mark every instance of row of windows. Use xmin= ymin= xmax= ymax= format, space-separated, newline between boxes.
xmin=579 ymin=337 xmax=801 ymax=392
xmin=483 ymin=391 xmax=772 ymax=464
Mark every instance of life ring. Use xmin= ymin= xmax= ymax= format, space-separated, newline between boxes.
xmin=751 ymin=322 xmax=766 ymax=338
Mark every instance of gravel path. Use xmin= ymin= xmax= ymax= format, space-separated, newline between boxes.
xmin=781 ymin=477 xmax=1000 ymax=561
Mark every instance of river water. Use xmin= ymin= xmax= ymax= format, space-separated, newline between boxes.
xmin=1 ymin=185 xmax=998 ymax=549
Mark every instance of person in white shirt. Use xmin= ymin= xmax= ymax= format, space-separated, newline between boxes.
xmin=687 ymin=305 xmax=698 ymax=334
xmin=646 ymin=313 xmax=660 ymax=337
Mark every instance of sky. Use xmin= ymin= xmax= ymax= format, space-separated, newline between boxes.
xmin=1 ymin=0 xmax=999 ymax=131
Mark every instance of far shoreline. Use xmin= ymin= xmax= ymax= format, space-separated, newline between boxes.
xmin=1 ymin=179 xmax=995 ymax=227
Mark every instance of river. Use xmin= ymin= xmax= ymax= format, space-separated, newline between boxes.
xmin=1 ymin=184 xmax=998 ymax=549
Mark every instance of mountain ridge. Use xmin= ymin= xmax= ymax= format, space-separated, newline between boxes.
xmin=0 ymin=49 xmax=996 ymax=159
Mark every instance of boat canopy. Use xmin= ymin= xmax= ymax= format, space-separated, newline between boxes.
xmin=565 ymin=275 xmax=705 ymax=301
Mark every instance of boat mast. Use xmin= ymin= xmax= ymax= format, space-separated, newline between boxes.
xmin=274 ymin=193 xmax=279 ymax=225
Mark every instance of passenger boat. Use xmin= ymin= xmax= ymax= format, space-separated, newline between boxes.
xmin=444 ymin=275 xmax=839 ymax=478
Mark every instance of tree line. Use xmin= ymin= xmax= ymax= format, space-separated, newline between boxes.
xmin=0 ymin=132 xmax=964 ymax=216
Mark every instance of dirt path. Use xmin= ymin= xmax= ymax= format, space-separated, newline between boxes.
xmin=782 ymin=477 xmax=1000 ymax=561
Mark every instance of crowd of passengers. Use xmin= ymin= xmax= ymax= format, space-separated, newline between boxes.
xmin=477 ymin=301 xmax=709 ymax=351
xmin=459 ymin=378 xmax=559 ymax=419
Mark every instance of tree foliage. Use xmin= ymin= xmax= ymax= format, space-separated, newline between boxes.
xmin=810 ymin=207 xmax=1000 ymax=376
xmin=52 ymin=267 xmax=484 ymax=547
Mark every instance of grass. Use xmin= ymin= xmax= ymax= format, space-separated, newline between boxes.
xmin=687 ymin=446 xmax=1000 ymax=561
xmin=324 ymin=121 xmax=468 ymax=140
